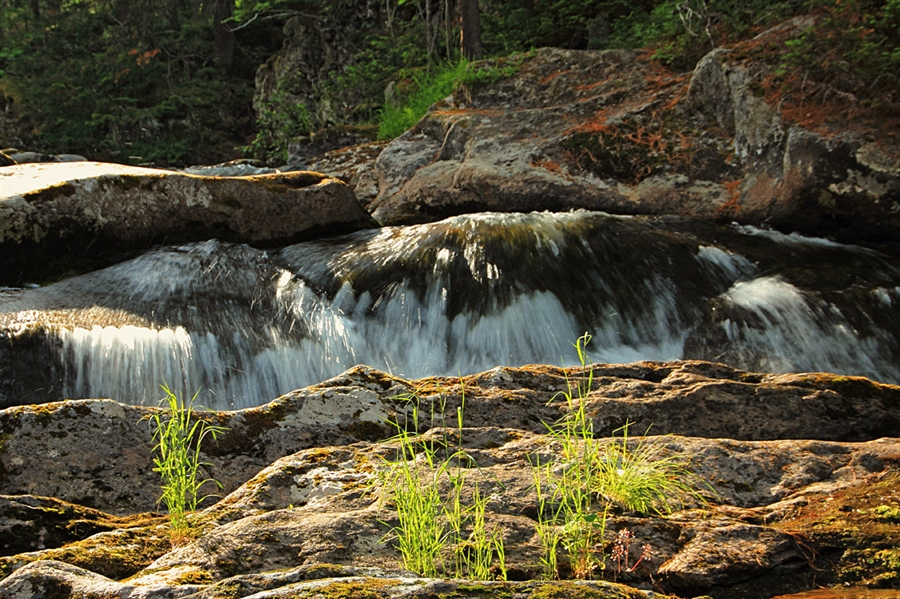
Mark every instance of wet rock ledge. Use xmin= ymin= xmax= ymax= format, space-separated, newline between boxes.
xmin=0 ymin=360 xmax=898 ymax=599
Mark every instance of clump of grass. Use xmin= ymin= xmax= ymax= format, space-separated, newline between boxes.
xmin=595 ymin=422 xmax=706 ymax=516
xmin=151 ymin=384 xmax=227 ymax=543
xmin=380 ymin=399 xmax=447 ymax=577
xmin=378 ymin=56 xmax=524 ymax=139
xmin=533 ymin=333 xmax=609 ymax=579
xmin=379 ymin=385 xmax=506 ymax=580
xmin=533 ymin=333 xmax=710 ymax=579
xmin=380 ymin=335 xmax=709 ymax=582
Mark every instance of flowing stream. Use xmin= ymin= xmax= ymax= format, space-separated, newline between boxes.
xmin=2 ymin=210 xmax=899 ymax=409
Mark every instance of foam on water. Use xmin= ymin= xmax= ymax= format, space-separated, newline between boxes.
xmin=714 ymin=276 xmax=897 ymax=380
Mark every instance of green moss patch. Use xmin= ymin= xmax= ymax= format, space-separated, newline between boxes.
xmin=773 ymin=470 xmax=900 ymax=588
xmin=0 ymin=519 xmax=170 ymax=583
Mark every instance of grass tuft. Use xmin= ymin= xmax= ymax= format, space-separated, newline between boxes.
xmin=379 ymin=384 xmax=506 ymax=580
xmin=594 ymin=423 xmax=707 ymax=516
xmin=533 ymin=333 xmax=711 ymax=579
xmin=151 ymin=384 xmax=227 ymax=543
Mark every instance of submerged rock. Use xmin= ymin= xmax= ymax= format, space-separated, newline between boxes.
xmin=3 ymin=211 xmax=900 ymax=410
xmin=0 ymin=161 xmax=377 ymax=286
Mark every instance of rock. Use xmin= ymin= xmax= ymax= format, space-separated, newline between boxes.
xmin=0 ymin=360 xmax=896 ymax=503
xmin=0 ymin=522 xmax=173 ymax=582
xmin=0 ymin=560 xmax=202 ymax=599
xmin=0 ymin=560 xmax=671 ymax=599
xmin=0 ymin=363 xmax=898 ymax=597
xmin=369 ymin=49 xmax=650 ymax=226
xmin=253 ymin=3 xmax=387 ymax=139
xmin=0 ymin=368 xmax=407 ymax=513
xmin=0 ymin=495 xmax=124 ymax=556
xmin=657 ymin=519 xmax=801 ymax=591
xmin=305 ymin=140 xmax=389 ymax=207
xmin=287 ymin=125 xmax=380 ymax=166
xmin=2 ymin=151 xmax=56 ymax=164
xmin=367 ymin=44 xmax=900 ymax=246
xmin=0 ymin=150 xmax=88 ymax=165
xmin=0 ymin=161 xmax=378 ymax=286
xmin=685 ymin=36 xmax=900 ymax=245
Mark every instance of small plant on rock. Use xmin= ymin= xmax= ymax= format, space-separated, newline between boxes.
xmin=533 ymin=333 xmax=710 ymax=579
xmin=379 ymin=385 xmax=506 ymax=580
xmin=611 ymin=528 xmax=652 ymax=581
xmin=594 ymin=421 xmax=707 ymax=516
xmin=151 ymin=384 xmax=227 ymax=543
xmin=533 ymin=333 xmax=609 ymax=579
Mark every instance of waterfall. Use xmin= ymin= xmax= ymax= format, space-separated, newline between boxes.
xmin=3 ymin=210 xmax=899 ymax=409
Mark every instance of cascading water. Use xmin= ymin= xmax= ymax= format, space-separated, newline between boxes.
xmin=1 ymin=210 xmax=898 ymax=409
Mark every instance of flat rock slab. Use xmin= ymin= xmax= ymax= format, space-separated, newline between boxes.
xmin=0 ymin=162 xmax=377 ymax=286
xmin=0 ymin=428 xmax=897 ymax=597
xmin=1 ymin=363 xmax=899 ymax=514
xmin=0 ymin=561 xmax=671 ymax=599
xmin=0 ymin=363 xmax=898 ymax=598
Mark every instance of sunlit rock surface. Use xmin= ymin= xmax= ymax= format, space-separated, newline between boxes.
xmin=0 ymin=364 xmax=898 ymax=598
xmin=367 ymin=43 xmax=900 ymax=246
xmin=0 ymin=161 xmax=377 ymax=286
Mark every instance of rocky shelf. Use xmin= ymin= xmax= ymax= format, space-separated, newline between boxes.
xmin=1 ymin=360 xmax=898 ymax=599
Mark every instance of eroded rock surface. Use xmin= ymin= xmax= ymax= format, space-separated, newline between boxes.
xmin=0 ymin=363 xmax=899 ymax=598
xmin=0 ymin=162 xmax=377 ymax=286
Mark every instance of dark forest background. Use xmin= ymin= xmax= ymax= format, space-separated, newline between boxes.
xmin=0 ymin=0 xmax=896 ymax=166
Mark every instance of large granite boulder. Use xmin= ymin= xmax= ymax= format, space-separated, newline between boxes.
xmin=0 ymin=363 xmax=898 ymax=598
xmin=0 ymin=162 xmax=378 ymax=286
xmin=368 ymin=32 xmax=899 ymax=247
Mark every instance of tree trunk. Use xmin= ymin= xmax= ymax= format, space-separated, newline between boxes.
xmin=459 ymin=0 xmax=482 ymax=60
xmin=213 ymin=0 xmax=235 ymax=73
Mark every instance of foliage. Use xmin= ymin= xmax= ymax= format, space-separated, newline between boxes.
xmin=151 ymin=385 xmax=227 ymax=542
xmin=534 ymin=334 xmax=709 ymax=579
xmin=379 ymin=387 xmax=506 ymax=580
xmin=479 ymin=0 xmax=656 ymax=54
xmin=0 ymin=0 xmax=268 ymax=165
xmin=242 ymin=87 xmax=313 ymax=162
xmin=3 ymin=0 xmax=893 ymax=163
xmin=377 ymin=57 xmax=521 ymax=139
xmin=778 ymin=0 xmax=900 ymax=113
